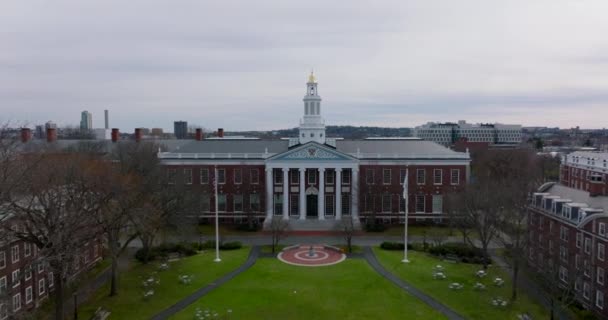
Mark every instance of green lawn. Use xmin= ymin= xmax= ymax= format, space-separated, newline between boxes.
xmin=171 ymin=258 xmax=446 ymax=320
xmin=78 ymin=248 xmax=250 ymax=319
xmin=373 ymin=248 xmax=548 ymax=320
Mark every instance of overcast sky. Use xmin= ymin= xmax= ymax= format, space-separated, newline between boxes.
xmin=2 ymin=0 xmax=608 ymax=132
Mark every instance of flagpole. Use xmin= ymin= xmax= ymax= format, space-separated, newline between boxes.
xmin=402 ymin=168 xmax=410 ymax=263
xmin=214 ymin=165 xmax=221 ymax=262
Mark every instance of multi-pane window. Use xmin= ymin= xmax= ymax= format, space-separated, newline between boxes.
xmin=598 ymin=267 xmax=605 ymax=285
xmin=416 ymin=169 xmax=425 ymax=185
xmin=183 ymin=168 xmax=193 ymax=184
xmin=383 ymin=169 xmax=391 ymax=185
xmin=250 ymin=194 xmax=260 ymax=212
xmin=560 ymin=246 xmax=568 ymax=262
xmin=48 ymin=273 xmax=54 ymax=287
xmin=25 ymin=286 xmax=32 ymax=304
xmin=599 ymin=243 xmax=605 ymax=261
xmin=274 ymin=195 xmax=283 ymax=215
xmin=575 ymin=254 xmax=581 ymax=270
xmin=584 ymin=259 xmax=591 ymax=277
xmin=381 ymin=194 xmax=392 ymax=212
xmin=600 ymin=223 xmax=606 ymax=237
xmin=37 ymin=263 xmax=44 ymax=273
xmin=560 ymin=226 xmax=568 ymax=241
xmin=450 ymin=169 xmax=460 ymax=185
xmin=366 ymin=169 xmax=374 ymax=184
xmin=250 ymin=169 xmax=259 ymax=184
xmin=0 ymin=303 xmax=7 ymax=320
xmin=0 ymin=277 xmax=6 ymax=295
xmin=12 ymin=293 xmax=20 ymax=312
xmin=415 ymin=195 xmax=425 ymax=213
xmin=432 ymin=195 xmax=443 ymax=213
xmin=290 ymin=194 xmax=299 ymax=215
xmin=167 ymin=168 xmax=177 ymax=184
xmin=326 ymin=170 xmax=335 ymax=185
xmin=308 ymin=170 xmax=316 ymax=184
xmin=433 ymin=169 xmax=442 ymax=184
xmin=234 ymin=169 xmax=242 ymax=184
xmin=11 ymin=269 xmax=19 ymax=287
xmin=576 ymin=233 xmax=583 ymax=248
xmin=38 ymin=279 xmax=45 ymax=295
xmin=0 ymin=252 xmax=5 ymax=269
xmin=233 ymin=195 xmax=243 ymax=212
xmin=25 ymin=267 xmax=31 ymax=281
xmin=342 ymin=170 xmax=351 ymax=185
xmin=585 ymin=238 xmax=591 ymax=254
xmin=200 ymin=168 xmax=209 ymax=184
xmin=217 ymin=194 xmax=227 ymax=212
xmin=341 ymin=194 xmax=350 ymax=215
xmin=217 ymin=169 xmax=226 ymax=184
xmin=559 ymin=266 xmax=568 ymax=283
xmin=24 ymin=244 xmax=31 ymax=258
xmin=275 ymin=169 xmax=284 ymax=185
xmin=583 ymin=282 xmax=590 ymax=300
xmin=200 ymin=194 xmax=210 ymax=212
xmin=11 ymin=246 xmax=19 ymax=263
xmin=325 ymin=195 xmax=335 ymax=215
xmin=597 ymin=290 xmax=605 ymax=309
xmin=290 ymin=170 xmax=299 ymax=185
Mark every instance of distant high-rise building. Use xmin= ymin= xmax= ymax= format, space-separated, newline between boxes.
xmin=104 ymin=109 xmax=109 ymax=129
xmin=174 ymin=121 xmax=188 ymax=139
xmin=80 ymin=111 xmax=93 ymax=130
xmin=35 ymin=125 xmax=45 ymax=138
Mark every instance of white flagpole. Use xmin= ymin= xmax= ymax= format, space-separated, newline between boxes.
xmin=402 ymin=168 xmax=410 ymax=263
xmin=214 ymin=165 xmax=221 ymax=262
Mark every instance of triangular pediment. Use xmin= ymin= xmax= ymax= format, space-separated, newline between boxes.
xmin=268 ymin=142 xmax=356 ymax=162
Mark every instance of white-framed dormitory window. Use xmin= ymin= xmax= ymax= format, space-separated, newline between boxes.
xmin=415 ymin=195 xmax=425 ymax=213
xmin=584 ymin=282 xmax=591 ymax=300
xmin=290 ymin=170 xmax=299 ymax=185
xmin=234 ymin=168 xmax=242 ymax=184
xmin=600 ymin=222 xmax=606 ymax=237
xmin=0 ymin=302 xmax=6 ymax=320
xmin=559 ymin=246 xmax=568 ymax=262
xmin=326 ymin=170 xmax=335 ymax=185
xmin=0 ymin=276 xmax=6 ymax=295
xmin=11 ymin=245 xmax=19 ymax=264
xmin=366 ymin=169 xmax=374 ymax=185
xmin=48 ymin=272 xmax=54 ymax=287
xmin=250 ymin=168 xmax=259 ymax=184
xmin=200 ymin=168 xmax=209 ymax=184
xmin=38 ymin=278 xmax=45 ymax=296
xmin=342 ymin=170 xmax=351 ymax=185
xmin=233 ymin=194 xmax=243 ymax=212
xmin=597 ymin=266 xmax=605 ymax=285
xmin=12 ymin=293 xmax=21 ymax=312
xmin=325 ymin=194 xmax=335 ymax=215
xmin=11 ymin=269 xmax=20 ymax=287
xmin=183 ymin=168 xmax=193 ymax=184
xmin=273 ymin=194 xmax=283 ymax=215
xmin=560 ymin=226 xmax=569 ymax=241
xmin=599 ymin=243 xmax=605 ymax=261
xmin=416 ymin=169 xmax=425 ymax=185
xmin=24 ymin=243 xmax=31 ymax=258
xmin=598 ymin=290 xmax=605 ymax=310
xmin=0 ymin=251 xmax=5 ymax=269
xmin=433 ymin=169 xmax=442 ymax=185
xmin=576 ymin=232 xmax=583 ymax=248
xmin=217 ymin=194 xmax=227 ymax=212
xmin=217 ymin=168 xmax=226 ymax=184
xmin=290 ymin=194 xmax=299 ymax=215
xmin=450 ymin=169 xmax=460 ymax=185
xmin=381 ymin=194 xmax=391 ymax=213
xmin=383 ymin=169 xmax=391 ymax=185
xmin=308 ymin=170 xmax=316 ymax=185
xmin=585 ymin=237 xmax=592 ymax=254
xmin=200 ymin=194 xmax=210 ymax=212
xmin=432 ymin=195 xmax=443 ymax=213
xmin=25 ymin=286 xmax=32 ymax=304
xmin=559 ymin=266 xmax=568 ymax=283
xmin=25 ymin=266 xmax=32 ymax=281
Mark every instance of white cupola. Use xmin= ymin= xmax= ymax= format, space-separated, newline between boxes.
xmin=298 ymin=71 xmax=326 ymax=144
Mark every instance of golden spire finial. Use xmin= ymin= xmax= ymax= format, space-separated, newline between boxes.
xmin=308 ymin=70 xmax=316 ymax=83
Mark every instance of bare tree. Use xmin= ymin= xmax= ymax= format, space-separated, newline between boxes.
xmin=531 ymin=260 xmax=578 ymax=320
xmin=269 ymin=216 xmax=289 ymax=253
xmin=337 ymin=215 xmax=356 ymax=253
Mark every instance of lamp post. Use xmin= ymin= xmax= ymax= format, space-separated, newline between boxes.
xmin=402 ymin=168 xmax=410 ymax=263
xmin=214 ymin=165 xmax=221 ymax=262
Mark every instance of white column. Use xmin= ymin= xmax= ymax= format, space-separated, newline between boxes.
xmin=265 ymin=168 xmax=273 ymax=219
xmin=351 ymin=168 xmax=359 ymax=219
xmin=299 ymin=168 xmax=306 ymax=220
xmin=335 ymin=168 xmax=342 ymax=220
xmin=282 ymin=168 xmax=289 ymax=220
xmin=318 ymin=168 xmax=325 ymax=220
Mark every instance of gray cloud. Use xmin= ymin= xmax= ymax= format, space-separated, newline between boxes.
xmin=1 ymin=0 xmax=608 ymax=131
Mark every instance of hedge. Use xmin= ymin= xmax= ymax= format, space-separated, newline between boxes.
xmin=380 ymin=241 xmax=413 ymax=251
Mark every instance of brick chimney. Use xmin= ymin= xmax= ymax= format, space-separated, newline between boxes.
xmin=111 ymin=128 xmax=119 ymax=143
xmin=217 ymin=128 xmax=224 ymax=138
xmin=195 ymin=128 xmax=203 ymax=141
xmin=20 ymin=128 xmax=32 ymax=143
xmin=134 ymin=128 xmax=142 ymax=142
xmin=46 ymin=128 xmax=57 ymax=143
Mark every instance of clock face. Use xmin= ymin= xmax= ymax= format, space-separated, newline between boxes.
xmin=310 ymin=87 xmax=314 ymax=94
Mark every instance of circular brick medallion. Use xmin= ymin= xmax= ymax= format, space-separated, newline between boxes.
xmin=277 ymin=245 xmax=346 ymax=267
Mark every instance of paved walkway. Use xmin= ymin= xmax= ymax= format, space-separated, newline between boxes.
xmin=150 ymin=246 xmax=260 ymax=320
xmin=362 ymin=247 xmax=466 ymax=320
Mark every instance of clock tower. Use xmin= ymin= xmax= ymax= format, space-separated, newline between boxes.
xmin=298 ymin=71 xmax=326 ymax=144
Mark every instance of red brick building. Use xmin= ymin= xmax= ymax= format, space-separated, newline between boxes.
xmin=159 ymin=73 xmax=471 ymax=229
xmin=0 ymin=216 xmax=102 ymax=319
xmin=528 ymin=151 xmax=608 ymax=318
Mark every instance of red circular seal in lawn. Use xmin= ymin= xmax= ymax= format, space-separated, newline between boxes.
xmin=277 ymin=244 xmax=346 ymax=267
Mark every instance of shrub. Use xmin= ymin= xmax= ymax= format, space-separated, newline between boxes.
xmin=428 ymin=243 xmax=490 ymax=264
xmin=380 ymin=242 xmax=413 ymax=250
xmin=220 ymin=241 xmax=242 ymax=250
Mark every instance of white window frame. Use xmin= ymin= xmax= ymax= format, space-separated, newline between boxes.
xmin=48 ymin=272 xmax=54 ymax=287
xmin=0 ymin=277 xmax=6 ymax=295
xmin=450 ymin=169 xmax=460 ymax=185
xmin=250 ymin=168 xmax=259 ymax=184
xmin=559 ymin=266 xmax=568 ymax=283
xmin=597 ymin=266 xmax=605 ymax=285
xmin=25 ymin=286 xmax=32 ymax=304
xmin=217 ymin=168 xmax=226 ymax=184
xmin=38 ymin=278 xmax=45 ymax=296
xmin=382 ymin=169 xmax=391 ymax=185
xmin=11 ymin=269 xmax=20 ymax=288
xmin=184 ymin=168 xmax=193 ymax=185
xmin=601 ymin=223 xmax=607 ymax=237
xmin=584 ymin=282 xmax=590 ymax=300
xmin=0 ymin=252 xmax=5 ymax=269
xmin=432 ymin=195 xmax=443 ymax=213
xmin=24 ymin=243 xmax=31 ymax=257
xmin=325 ymin=170 xmax=335 ymax=185
xmin=433 ymin=169 xmax=442 ymax=185
xmin=415 ymin=194 xmax=425 ymax=213
xmin=0 ymin=303 xmax=6 ymax=320
xmin=381 ymin=194 xmax=392 ymax=213
xmin=200 ymin=168 xmax=209 ymax=184
xmin=576 ymin=232 xmax=583 ymax=248
xmin=597 ymin=290 xmax=605 ymax=310
xmin=234 ymin=168 xmax=242 ymax=185
xmin=599 ymin=243 xmax=606 ymax=261
xmin=233 ymin=194 xmax=243 ymax=212
xmin=11 ymin=245 xmax=19 ymax=264
xmin=585 ymin=238 xmax=591 ymax=254
xmin=416 ymin=169 xmax=425 ymax=185
xmin=12 ymin=293 xmax=21 ymax=312
xmin=25 ymin=267 xmax=31 ymax=281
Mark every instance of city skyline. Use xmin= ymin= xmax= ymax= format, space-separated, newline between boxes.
xmin=2 ymin=1 xmax=608 ymax=131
